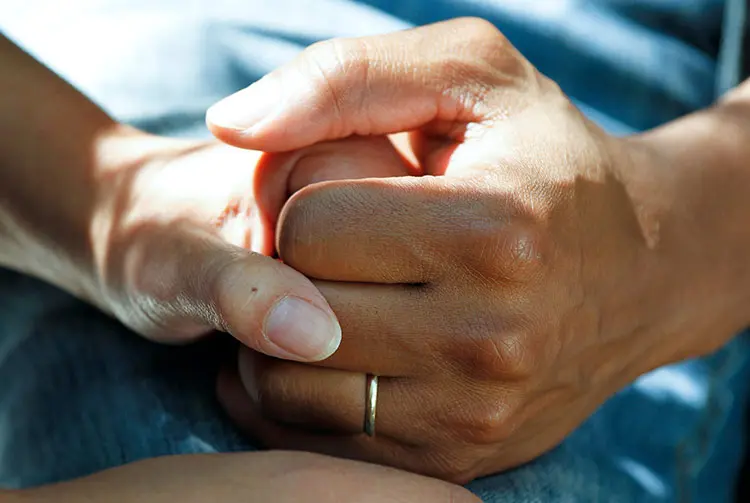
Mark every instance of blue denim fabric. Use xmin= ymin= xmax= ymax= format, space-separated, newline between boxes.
xmin=1 ymin=1 xmax=749 ymax=501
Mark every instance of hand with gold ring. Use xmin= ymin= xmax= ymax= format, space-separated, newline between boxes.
xmin=210 ymin=19 xmax=749 ymax=483
xmin=364 ymin=374 xmax=378 ymax=437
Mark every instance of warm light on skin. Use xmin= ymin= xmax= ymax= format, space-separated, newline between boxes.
xmin=3 ymin=11 xmax=750 ymax=497
xmin=207 ymin=18 xmax=750 ymax=482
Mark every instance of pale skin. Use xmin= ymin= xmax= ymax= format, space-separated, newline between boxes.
xmin=0 ymin=452 xmax=474 ymax=502
xmin=1 ymin=15 xmax=750 ymax=500
xmin=0 ymin=30 xmax=474 ymax=502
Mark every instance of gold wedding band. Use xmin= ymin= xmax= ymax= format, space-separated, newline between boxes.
xmin=364 ymin=374 xmax=379 ymax=437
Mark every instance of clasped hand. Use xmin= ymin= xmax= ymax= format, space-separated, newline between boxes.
xmin=203 ymin=18 xmax=714 ymax=482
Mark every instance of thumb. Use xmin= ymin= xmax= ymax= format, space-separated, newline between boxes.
xmin=117 ymin=222 xmax=341 ymax=362
xmin=206 ymin=18 xmax=518 ymax=152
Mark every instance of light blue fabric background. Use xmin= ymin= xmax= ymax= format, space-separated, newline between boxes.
xmin=0 ymin=1 xmax=748 ymax=501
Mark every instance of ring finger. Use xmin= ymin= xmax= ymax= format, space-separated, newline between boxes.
xmin=233 ymin=347 xmax=434 ymax=441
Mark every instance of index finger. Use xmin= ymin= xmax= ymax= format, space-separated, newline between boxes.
xmin=277 ymin=175 xmax=459 ymax=284
xmin=206 ymin=18 xmax=521 ymax=152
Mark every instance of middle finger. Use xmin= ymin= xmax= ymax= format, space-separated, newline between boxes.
xmin=309 ymin=281 xmax=446 ymax=377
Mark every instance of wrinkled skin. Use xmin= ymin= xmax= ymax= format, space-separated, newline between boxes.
xmin=83 ymin=134 xmax=410 ymax=360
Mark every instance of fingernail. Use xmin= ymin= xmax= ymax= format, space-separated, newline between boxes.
xmin=206 ymin=74 xmax=281 ymax=132
xmin=264 ymin=296 xmax=342 ymax=361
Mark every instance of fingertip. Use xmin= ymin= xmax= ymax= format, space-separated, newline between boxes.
xmin=216 ymin=253 xmax=342 ymax=362
xmin=205 ymin=117 xmax=246 ymax=148
xmin=206 ymin=73 xmax=281 ymax=129
xmin=205 ymin=111 xmax=282 ymax=151
xmin=206 ymin=73 xmax=311 ymax=152
xmin=205 ymin=115 xmax=308 ymax=153
xmin=215 ymin=353 xmax=263 ymax=431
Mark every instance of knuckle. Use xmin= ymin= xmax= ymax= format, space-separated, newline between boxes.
xmin=463 ymin=400 xmax=516 ymax=445
xmin=118 ymin=230 xmax=186 ymax=302
xmin=122 ymin=236 xmax=245 ymax=340
xmin=463 ymin=331 xmax=538 ymax=380
xmin=455 ymin=192 xmax=549 ymax=283
xmin=303 ymin=37 xmax=370 ymax=135
xmin=463 ymin=218 xmax=548 ymax=284
xmin=454 ymin=17 xmax=529 ymax=79
xmin=303 ymin=38 xmax=347 ymax=78
xmin=494 ymin=223 xmax=548 ymax=282
xmin=454 ymin=17 xmax=506 ymax=46
xmin=418 ymin=19 xmax=525 ymax=113
xmin=306 ymin=36 xmax=366 ymax=68
xmin=440 ymin=393 xmax=517 ymax=446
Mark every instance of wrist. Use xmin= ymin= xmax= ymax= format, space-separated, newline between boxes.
xmin=0 ymin=123 xmax=193 ymax=311
xmin=0 ymin=121 xmax=125 ymax=305
xmin=621 ymin=100 xmax=750 ymax=359
xmin=0 ymin=34 xmax=204 ymax=311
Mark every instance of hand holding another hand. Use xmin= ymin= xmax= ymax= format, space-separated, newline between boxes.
xmin=208 ymin=18 xmax=749 ymax=482
xmin=85 ymin=133 xmax=411 ymax=361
